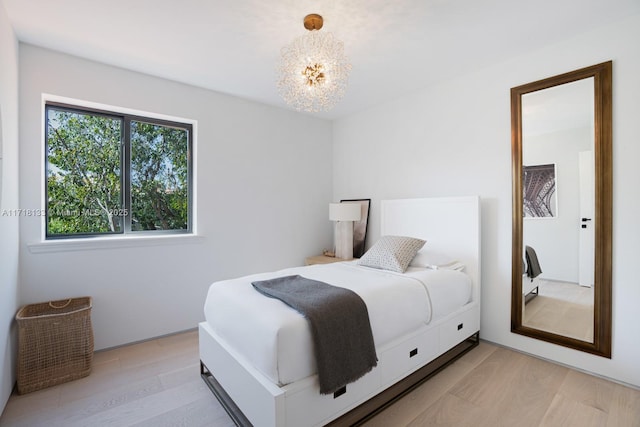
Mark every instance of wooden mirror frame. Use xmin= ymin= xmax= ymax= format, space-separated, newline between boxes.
xmin=510 ymin=61 xmax=612 ymax=358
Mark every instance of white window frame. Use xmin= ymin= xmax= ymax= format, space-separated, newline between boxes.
xmin=28 ymin=94 xmax=201 ymax=253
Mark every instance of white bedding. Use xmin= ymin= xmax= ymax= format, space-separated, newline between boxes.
xmin=203 ymin=261 xmax=471 ymax=386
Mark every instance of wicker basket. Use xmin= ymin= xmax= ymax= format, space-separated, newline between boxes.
xmin=16 ymin=296 xmax=94 ymax=394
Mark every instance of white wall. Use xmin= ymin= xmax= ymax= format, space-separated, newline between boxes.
xmin=333 ymin=14 xmax=640 ymax=387
xmin=18 ymin=44 xmax=334 ymax=350
xmin=0 ymin=0 xmax=20 ymax=414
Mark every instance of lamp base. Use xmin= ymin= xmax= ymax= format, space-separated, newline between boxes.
xmin=334 ymin=221 xmax=354 ymax=260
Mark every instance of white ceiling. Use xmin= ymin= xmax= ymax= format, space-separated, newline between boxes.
xmin=4 ymin=0 xmax=640 ymax=119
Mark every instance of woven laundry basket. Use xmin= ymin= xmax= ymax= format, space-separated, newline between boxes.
xmin=16 ymin=296 xmax=94 ymax=394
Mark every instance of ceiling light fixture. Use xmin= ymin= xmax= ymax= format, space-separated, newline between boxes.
xmin=277 ymin=14 xmax=352 ymax=113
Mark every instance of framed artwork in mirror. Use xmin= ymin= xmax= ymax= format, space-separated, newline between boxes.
xmin=523 ymin=163 xmax=557 ymax=218
xmin=340 ymin=199 xmax=370 ymax=258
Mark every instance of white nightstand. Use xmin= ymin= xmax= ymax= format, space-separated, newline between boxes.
xmin=304 ymin=255 xmax=356 ymax=266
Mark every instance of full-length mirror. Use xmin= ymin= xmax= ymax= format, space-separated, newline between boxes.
xmin=511 ymin=62 xmax=612 ymax=357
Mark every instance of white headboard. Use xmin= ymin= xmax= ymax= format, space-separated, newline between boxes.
xmin=380 ymin=196 xmax=481 ymax=304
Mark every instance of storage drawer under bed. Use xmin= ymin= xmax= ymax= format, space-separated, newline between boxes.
xmin=378 ymin=326 xmax=439 ymax=385
xmin=439 ymin=304 xmax=480 ymax=353
xmin=285 ymin=367 xmax=380 ymax=427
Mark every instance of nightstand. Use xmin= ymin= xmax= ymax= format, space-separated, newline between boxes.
xmin=304 ymin=255 xmax=356 ymax=266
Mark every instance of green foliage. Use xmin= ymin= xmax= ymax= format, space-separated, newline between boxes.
xmin=46 ymin=107 xmax=189 ymax=237
xmin=130 ymin=121 xmax=189 ymax=231
xmin=47 ymin=110 xmax=122 ymax=235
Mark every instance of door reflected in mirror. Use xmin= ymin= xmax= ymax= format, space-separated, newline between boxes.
xmin=511 ymin=61 xmax=612 ymax=358
xmin=521 ymin=78 xmax=595 ymax=342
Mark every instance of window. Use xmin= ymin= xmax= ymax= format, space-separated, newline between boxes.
xmin=45 ymin=103 xmax=192 ymax=239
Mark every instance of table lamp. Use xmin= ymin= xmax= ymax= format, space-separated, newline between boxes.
xmin=329 ymin=203 xmax=362 ymax=259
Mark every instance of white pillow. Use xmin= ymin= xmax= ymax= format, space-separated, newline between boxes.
xmin=357 ymin=236 xmax=426 ymax=273
xmin=410 ymin=250 xmax=465 ymax=271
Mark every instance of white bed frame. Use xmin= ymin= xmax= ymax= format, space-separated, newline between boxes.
xmin=199 ymin=196 xmax=481 ymax=427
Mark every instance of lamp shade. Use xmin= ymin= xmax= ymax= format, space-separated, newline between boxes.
xmin=329 ymin=203 xmax=361 ymax=222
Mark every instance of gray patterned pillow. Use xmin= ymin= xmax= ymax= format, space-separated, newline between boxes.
xmin=357 ymin=236 xmax=426 ymax=273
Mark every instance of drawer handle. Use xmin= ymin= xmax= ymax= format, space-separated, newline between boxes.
xmin=409 ymin=348 xmax=418 ymax=358
xmin=458 ymin=323 xmax=464 ymax=330
xmin=333 ymin=386 xmax=347 ymax=398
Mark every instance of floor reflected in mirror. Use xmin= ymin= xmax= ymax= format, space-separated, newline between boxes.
xmin=523 ymin=280 xmax=594 ymax=342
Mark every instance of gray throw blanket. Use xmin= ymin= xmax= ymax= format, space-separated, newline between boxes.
xmin=525 ymin=245 xmax=542 ymax=278
xmin=252 ymin=275 xmax=378 ymax=395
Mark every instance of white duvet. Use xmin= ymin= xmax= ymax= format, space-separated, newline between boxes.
xmin=204 ymin=261 xmax=471 ymax=386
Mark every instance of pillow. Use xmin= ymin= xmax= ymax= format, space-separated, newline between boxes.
xmin=429 ymin=260 xmax=465 ymax=271
xmin=357 ymin=236 xmax=426 ymax=273
xmin=409 ymin=250 xmax=453 ymax=268
xmin=410 ymin=250 xmax=465 ymax=271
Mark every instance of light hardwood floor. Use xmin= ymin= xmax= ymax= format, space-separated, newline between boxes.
xmin=1 ymin=331 xmax=638 ymax=427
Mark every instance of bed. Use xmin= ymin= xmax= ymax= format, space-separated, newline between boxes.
xmin=523 ymin=275 xmax=539 ymax=305
xmin=199 ymin=196 xmax=481 ymax=427
xmin=523 ymin=246 xmax=542 ymax=306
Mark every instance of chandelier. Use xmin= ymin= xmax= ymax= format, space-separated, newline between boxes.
xmin=277 ymin=14 xmax=352 ymax=113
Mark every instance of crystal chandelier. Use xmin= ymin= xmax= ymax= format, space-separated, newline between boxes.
xmin=277 ymin=14 xmax=352 ymax=113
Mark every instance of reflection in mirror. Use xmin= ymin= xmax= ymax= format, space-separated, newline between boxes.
xmin=511 ymin=62 xmax=612 ymax=358
xmin=521 ymin=78 xmax=595 ymax=342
